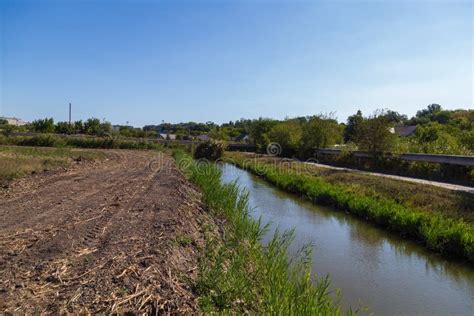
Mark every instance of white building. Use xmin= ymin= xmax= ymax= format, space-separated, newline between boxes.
xmin=0 ymin=117 xmax=30 ymax=126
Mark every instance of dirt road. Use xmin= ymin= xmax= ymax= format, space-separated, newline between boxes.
xmin=0 ymin=150 xmax=211 ymax=313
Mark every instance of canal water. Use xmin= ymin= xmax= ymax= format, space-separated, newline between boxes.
xmin=219 ymin=163 xmax=474 ymax=315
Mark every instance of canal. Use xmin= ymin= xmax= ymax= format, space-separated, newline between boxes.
xmin=219 ymin=163 xmax=474 ymax=315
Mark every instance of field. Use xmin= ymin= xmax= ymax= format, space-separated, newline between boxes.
xmin=225 ymin=152 xmax=474 ymax=262
xmin=0 ymin=148 xmax=213 ymax=313
xmin=0 ymin=146 xmax=347 ymax=314
xmin=0 ymin=146 xmax=106 ymax=185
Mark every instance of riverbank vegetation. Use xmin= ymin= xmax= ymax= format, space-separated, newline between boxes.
xmin=172 ymin=150 xmax=353 ymax=314
xmin=225 ymin=152 xmax=474 ymax=263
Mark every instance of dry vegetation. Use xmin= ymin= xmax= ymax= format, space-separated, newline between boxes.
xmin=0 ymin=146 xmax=105 ymax=186
xmin=0 ymin=149 xmax=215 ymax=313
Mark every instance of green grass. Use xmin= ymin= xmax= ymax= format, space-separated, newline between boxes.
xmin=173 ymin=149 xmax=353 ymax=315
xmin=228 ymin=153 xmax=474 ymax=224
xmin=0 ymin=145 xmax=105 ymax=183
xmin=225 ymin=153 xmax=474 ymax=263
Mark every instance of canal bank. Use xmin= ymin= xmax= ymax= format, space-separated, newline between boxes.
xmin=219 ymin=163 xmax=474 ymax=315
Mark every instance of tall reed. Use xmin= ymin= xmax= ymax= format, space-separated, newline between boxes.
xmin=172 ymin=150 xmax=352 ymax=315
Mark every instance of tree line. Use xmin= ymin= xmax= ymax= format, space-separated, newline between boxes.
xmin=1 ymin=104 xmax=472 ymax=156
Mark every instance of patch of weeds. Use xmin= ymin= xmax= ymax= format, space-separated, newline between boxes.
xmin=175 ymin=234 xmax=193 ymax=247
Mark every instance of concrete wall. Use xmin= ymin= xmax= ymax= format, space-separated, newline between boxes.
xmin=317 ymin=149 xmax=474 ymax=166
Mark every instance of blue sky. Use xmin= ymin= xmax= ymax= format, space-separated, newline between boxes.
xmin=0 ymin=0 xmax=472 ymax=126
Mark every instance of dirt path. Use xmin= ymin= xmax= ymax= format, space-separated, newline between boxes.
xmin=0 ymin=150 xmax=211 ymax=313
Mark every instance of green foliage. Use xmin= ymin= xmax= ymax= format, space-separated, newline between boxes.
xmin=268 ymin=120 xmax=303 ymax=157
xmin=84 ymin=118 xmax=111 ymax=136
xmin=117 ymin=125 xmax=157 ymax=138
xmin=1 ymin=124 xmax=14 ymax=136
xmin=300 ymin=116 xmax=343 ymax=158
xmin=229 ymin=157 xmax=474 ymax=263
xmin=354 ymin=111 xmax=396 ymax=156
xmin=409 ymin=123 xmax=469 ymax=155
xmin=18 ymin=134 xmax=66 ymax=147
xmin=73 ymin=120 xmax=85 ymax=133
xmin=194 ymin=140 xmax=224 ymax=160
xmin=208 ymin=127 xmax=230 ymax=141
xmin=344 ymin=110 xmax=363 ymax=142
xmin=55 ymin=121 xmax=74 ymax=134
xmin=173 ymin=150 xmax=349 ymax=314
xmin=32 ymin=117 xmax=55 ymax=133
xmin=246 ymin=118 xmax=277 ymax=152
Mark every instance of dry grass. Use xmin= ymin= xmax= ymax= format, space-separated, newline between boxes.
xmin=0 ymin=146 xmax=105 ymax=184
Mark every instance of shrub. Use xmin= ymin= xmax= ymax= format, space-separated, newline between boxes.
xmin=17 ymin=134 xmax=66 ymax=147
xmin=194 ymin=140 xmax=224 ymax=160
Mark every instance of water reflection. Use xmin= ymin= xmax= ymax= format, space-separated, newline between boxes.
xmin=220 ymin=163 xmax=474 ymax=315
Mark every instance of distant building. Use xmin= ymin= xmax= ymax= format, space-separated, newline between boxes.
xmin=233 ymin=133 xmax=250 ymax=143
xmin=0 ymin=116 xmax=30 ymax=126
xmin=196 ymin=134 xmax=210 ymax=141
xmin=390 ymin=125 xmax=417 ymax=137
xmin=158 ymin=133 xmax=177 ymax=140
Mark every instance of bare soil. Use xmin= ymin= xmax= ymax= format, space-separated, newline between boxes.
xmin=0 ymin=150 xmax=212 ymax=313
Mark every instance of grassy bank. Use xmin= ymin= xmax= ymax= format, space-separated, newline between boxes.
xmin=0 ymin=134 xmax=163 ymax=150
xmin=172 ymin=150 xmax=353 ymax=314
xmin=225 ymin=153 xmax=474 ymax=263
xmin=0 ymin=146 xmax=105 ymax=184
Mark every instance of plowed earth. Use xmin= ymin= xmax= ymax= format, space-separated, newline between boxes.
xmin=0 ymin=150 xmax=211 ymax=313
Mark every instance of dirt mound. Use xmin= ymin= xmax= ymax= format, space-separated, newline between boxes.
xmin=0 ymin=150 xmax=212 ymax=313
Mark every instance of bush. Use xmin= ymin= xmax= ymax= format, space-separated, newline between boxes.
xmin=194 ymin=140 xmax=224 ymax=160
xmin=17 ymin=135 xmax=66 ymax=147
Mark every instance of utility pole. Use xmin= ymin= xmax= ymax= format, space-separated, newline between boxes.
xmin=69 ymin=103 xmax=72 ymax=125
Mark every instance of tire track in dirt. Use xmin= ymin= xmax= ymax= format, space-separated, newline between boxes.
xmin=0 ymin=150 xmax=214 ymax=313
xmin=0 ymin=152 xmax=155 ymax=262
xmin=0 ymin=152 xmax=147 ymax=231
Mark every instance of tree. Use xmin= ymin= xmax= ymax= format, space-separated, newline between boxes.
xmin=209 ymin=127 xmax=229 ymax=141
xmin=32 ymin=118 xmax=55 ymax=133
xmin=267 ymin=120 xmax=302 ymax=157
xmin=245 ymin=118 xmax=277 ymax=152
xmin=301 ymin=116 xmax=343 ymax=158
xmin=74 ymin=120 xmax=84 ymax=134
xmin=416 ymin=104 xmax=442 ymax=118
xmin=194 ymin=140 xmax=224 ymax=160
xmin=344 ymin=110 xmax=363 ymax=142
xmin=84 ymin=118 xmax=111 ymax=136
xmin=84 ymin=118 xmax=101 ymax=135
xmin=354 ymin=111 xmax=396 ymax=156
xmin=55 ymin=121 xmax=74 ymax=134
xmin=412 ymin=123 xmax=468 ymax=154
xmin=384 ymin=110 xmax=408 ymax=124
